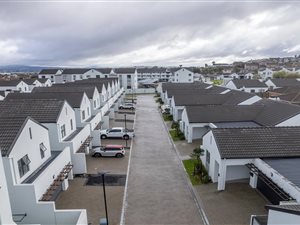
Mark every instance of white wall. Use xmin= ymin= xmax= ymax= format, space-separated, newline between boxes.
xmin=32 ymin=147 xmax=72 ymax=200
xmin=276 ymin=114 xmax=300 ymax=126
xmin=0 ymin=156 xmax=15 ymax=225
xmin=57 ymin=102 xmax=77 ymax=142
xmin=172 ymin=68 xmax=194 ymax=83
xmin=225 ymin=80 xmax=237 ymax=90
xmin=9 ymin=119 xmax=51 ymax=185
xmin=238 ymin=96 xmax=262 ymax=105
xmin=268 ymin=209 xmax=300 ymax=225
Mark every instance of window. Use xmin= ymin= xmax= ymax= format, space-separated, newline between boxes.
xmin=206 ymin=150 xmax=210 ymax=168
xmin=82 ymin=110 xmax=86 ymax=120
xmin=29 ymin=128 xmax=32 ymax=139
xmin=51 ymin=76 xmax=54 ymax=78
xmin=40 ymin=143 xmax=47 ymax=159
xmin=93 ymin=100 xmax=96 ymax=108
xmin=70 ymin=119 xmax=73 ymax=130
xmin=189 ymin=74 xmax=191 ymax=76
xmin=87 ymin=107 xmax=90 ymax=116
xmin=210 ymin=135 xmax=212 ymax=144
xmin=18 ymin=155 xmax=31 ymax=178
xmin=73 ymin=75 xmax=76 ymax=80
xmin=250 ymin=89 xmax=255 ymax=93
xmin=65 ymin=107 xmax=68 ymax=115
xmin=61 ymin=125 xmax=66 ymax=138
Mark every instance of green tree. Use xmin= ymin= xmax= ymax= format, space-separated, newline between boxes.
xmin=190 ymin=147 xmax=204 ymax=178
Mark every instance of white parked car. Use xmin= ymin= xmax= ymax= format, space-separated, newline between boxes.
xmin=92 ymin=145 xmax=125 ymax=158
xmin=119 ymin=103 xmax=135 ymax=110
xmin=100 ymin=127 xmax=134 ymax=140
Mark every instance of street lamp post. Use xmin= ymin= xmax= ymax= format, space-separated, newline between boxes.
xmin=99 ymin=172 xmax=109 ymax=225
xmin=124 ymin=114 xmax=128 ymax=148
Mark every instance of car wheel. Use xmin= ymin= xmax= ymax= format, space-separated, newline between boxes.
xmin=116 ymin=153 xmax=123 ymax=158
xmin=119 ymin=106 xmax=123 ymax=109
xmin=101 ymin=135 xmax=107 ymax=139
xmin=123 ymin=135 xmax=129 ymax=140
xmin=94 ymin=153 xmax=101 ymax=157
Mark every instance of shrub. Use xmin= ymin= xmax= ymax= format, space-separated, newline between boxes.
xmin=155 ymin=97 xmax=163 ymax=105
xmin=163 ymin=114 xmax=173 ymax=121
xmin=171 ymin=121 xmax=179 ymax=130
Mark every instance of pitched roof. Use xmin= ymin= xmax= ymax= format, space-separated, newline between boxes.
xmin=162 ymin=82 xmax=211 ymax=92
xmin=269 ymin=79 xmax=300 ymax=87
xmin=37 ymin=78 xmax=50 ymax=83
xmin=264 ymin=158 xmax=300 ymax=187
xmin=22 ymin=78 xmax=40 ymax=85
xmin=212 ymin=127 xmax=300 ymax=159
xmin=61 ymin=68 xmax=91 ymax=74
xmin=95 ymin=68 xmax=112 ymax=74
xmin=114 ymin=68 xmax=136 ymax=74
xmin=0 ymin=99 xmax=65 ymax=123
xmin=0 ymin=117 xmax=30 ymax=156
xmin=231 ymin=79 xmax=267 ymax=88
xmin=167 ymin=86 xmax=226 ymax=98
xmin=33 ymin=85 xmax=97 ymax=98
xmin=173 ymin=91 xmax=256 ymax=106
xmin=185 ymin=105 xmax=263 ymax=123
xmin=39 ymin=69 xmax=60 ymax=75
xmin=254 ymin=99 xmax=300 ymax=126
xmin=0 ymin=80 xmax=23 ymax=86
xmin=6 ymin=92 xmax=85 ymax=108
xmin=137 ymin=67 xmax=167 ymax=74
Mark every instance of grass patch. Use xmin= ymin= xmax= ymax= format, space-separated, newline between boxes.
xmin=182 ymin=159 xmax=202 ymax=185
xmin=163 ymin=114 xmax=173 ymax=121
xmin=169 ymin=130 xmax=181 ymax=141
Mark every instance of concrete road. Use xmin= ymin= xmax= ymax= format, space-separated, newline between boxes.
xmin=122 ymin=95 xmax=204 ymax=225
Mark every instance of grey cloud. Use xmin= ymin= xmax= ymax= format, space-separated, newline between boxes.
xmin=0 ymin=1 xmax=299 ymax=66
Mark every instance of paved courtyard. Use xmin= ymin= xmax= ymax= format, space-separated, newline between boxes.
xmin=195 ymin=182 xmax=268 ymax=225
xmin=122 ymin=95 xmax=204 ymax=225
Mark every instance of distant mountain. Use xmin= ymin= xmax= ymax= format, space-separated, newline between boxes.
xmin=0 ymin=65 xmax=48 ymax=73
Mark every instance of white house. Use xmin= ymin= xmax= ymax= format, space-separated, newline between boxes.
xmin=258 ymin=68 xmax=274 ymax=80
xmin=171 ymin=67 xmax=194 ymax=83
xmin=6 ymin=92 xmax=93 ymax=128
xmin=0 ymin=99 xmax=91 ymax=174
xmin=201 ymin=126 xmax=300 ymax=207
xmin=226 ymin=79 xmax=268 ymax=93
xmin=23 ymin=78 xmax=43 ymax=92
xmin=61 ymin=68 xmax=103 ymax=82
xmin=265 ymin=78 xmax=300 ymax=90
xmin=0 ymin=80 xmax=29 ymax=93
xmin=95 ymin=68 xmax=113 ymax=78
xmin=38 ymin=68 xmax=64 ymax=83
xmin=113 ymin=68 xmax=138 ymax=92
xmin=0 ymin=116 xmax=87 ymax=225
xmin=137 ymin=67 xmax=169 ymax=82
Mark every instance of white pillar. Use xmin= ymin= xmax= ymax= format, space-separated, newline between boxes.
xmin=217 ymin=160 xmax=227 ymax=191
xmin=249 ymin=172 xmax=258 ymax=188
xmin=187 ymin=126 xmax=193 ymax=143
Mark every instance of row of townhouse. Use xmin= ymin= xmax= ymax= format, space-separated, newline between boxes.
xmin=224 ymin=78 xmax=300 ymax=94
xmin=38 ymin=68 xmax=138 ymax=92
xmin=201 ymin=72 xmax=254 ymax=84
xmin=38 ymin=67 xmax=195 ymax=89
xmin=0 ymin=77 xmax=124 ymax=225
xmin=0 ymin=78 xmax=52 ymax=96
xmin=258 ymin=67 xmax=300 ymax=80
xmin=159 ymin=82 xmax=300 ymax=224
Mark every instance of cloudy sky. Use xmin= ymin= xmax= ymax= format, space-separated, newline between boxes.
xmin=0 ymin=1 xmax=300 ymax=67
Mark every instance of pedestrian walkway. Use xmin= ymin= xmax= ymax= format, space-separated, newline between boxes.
xmin=122 ymin=95 xmax=204 ymax=225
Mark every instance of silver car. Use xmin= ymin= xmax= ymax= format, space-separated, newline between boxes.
xmin=92 ymin=145 xmax=125 ymax=158
xmin=119 ymin=103 xmax=135 ymax=110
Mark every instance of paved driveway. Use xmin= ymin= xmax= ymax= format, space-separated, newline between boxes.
xmin=122 ymin=95 xmax=204 ymax=225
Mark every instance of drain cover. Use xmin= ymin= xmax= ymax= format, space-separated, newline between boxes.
xmin=85 ymin=174 xmax=126 ymax=186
